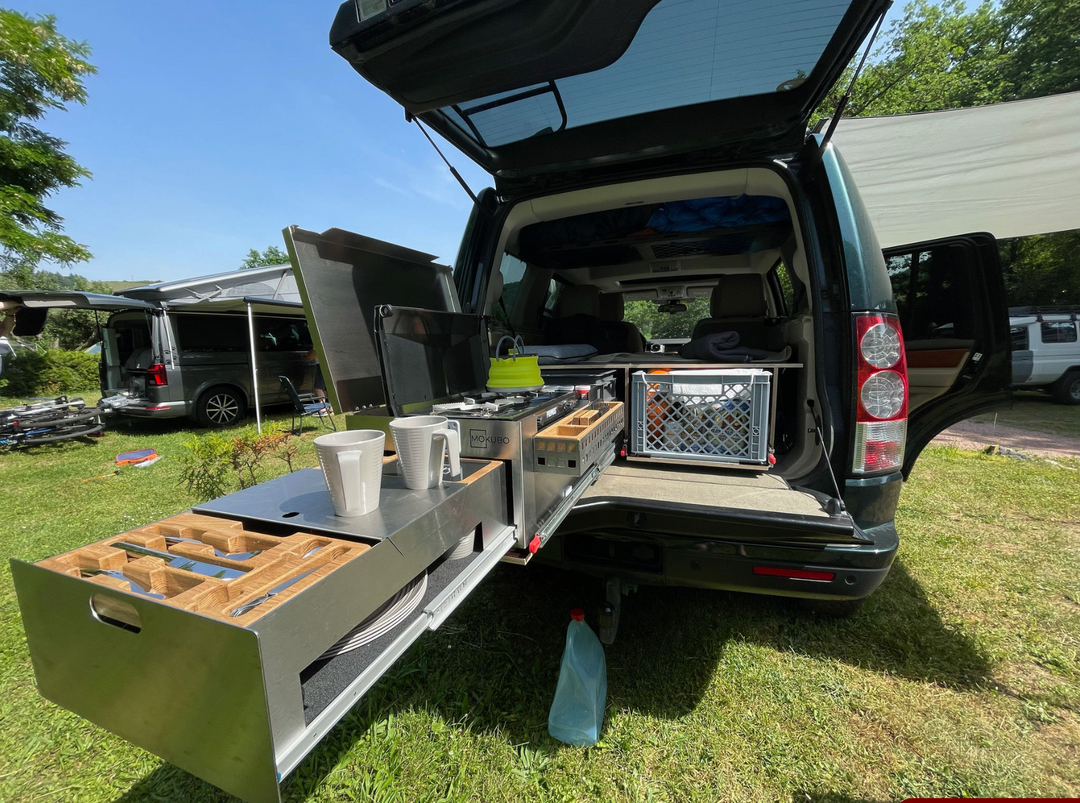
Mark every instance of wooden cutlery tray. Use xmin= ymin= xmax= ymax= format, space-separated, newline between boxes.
xmin=533 ymin=400 xmax=624 ymax=476
xmin=36 ymin=512 xmax=370 ymax=626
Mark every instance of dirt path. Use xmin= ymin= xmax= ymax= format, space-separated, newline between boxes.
xmin=933 ymin=419 xmax=1080 ymax=458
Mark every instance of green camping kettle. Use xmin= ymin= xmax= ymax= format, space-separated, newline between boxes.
xmin=487 ymin=335 xmax=544 ymax=393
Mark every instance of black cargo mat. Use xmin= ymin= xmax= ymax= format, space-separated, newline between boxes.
xmin=299 ymin=548 xmax=485 ymax=725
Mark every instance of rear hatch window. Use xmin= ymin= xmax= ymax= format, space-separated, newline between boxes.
xmin=331 ymin=0 xmax=887 ymax=175
xmin=443 ymin=1 xmax=854 ymax=148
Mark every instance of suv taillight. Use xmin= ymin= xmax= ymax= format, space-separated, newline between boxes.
xmin=147 ymin=363 xmax=168 ymax=387
xmin=852 ymin=314 xmax=907 ymax=473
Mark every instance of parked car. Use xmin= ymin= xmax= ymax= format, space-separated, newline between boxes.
xmin=0 ymin=266 xmax=317 ymax=426
xmin=1009 ymin=306 xmax=1080 ymax=404
xmin=289 ymin=0 xmax=1012 ymax=615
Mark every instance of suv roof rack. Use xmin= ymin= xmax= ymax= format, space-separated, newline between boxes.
xmin=1009 ymin=305 xmax=1080 ymax=322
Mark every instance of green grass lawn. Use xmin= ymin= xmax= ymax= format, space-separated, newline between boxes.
xmin=970 ymin=390 xmax=1080 ymax=438
xmin=0 ymin=401 xmax=1078 ymax=802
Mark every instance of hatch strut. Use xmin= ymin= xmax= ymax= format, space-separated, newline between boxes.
xmin=817 ymin=8 xmax=888 ymax=155
xmin=409 ymin=115 xmax=483 ymax=208
xmin=806 ymin=399 xmax=846 ymax=514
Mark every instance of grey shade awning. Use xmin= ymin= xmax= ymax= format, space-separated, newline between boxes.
xmin=823 ymin=91 xmax=1080 ymax=247
xmin=119 ymin=265 xmax=301 ymax=305
xmin=168 ymin=297 xmax=305 ymax=316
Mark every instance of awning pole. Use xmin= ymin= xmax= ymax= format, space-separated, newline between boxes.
xmin=247 ymin=302 xmax=261 ymax=433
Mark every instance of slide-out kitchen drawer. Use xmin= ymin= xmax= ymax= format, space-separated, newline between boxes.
xmin=11 ymin=460 xmax=511 ymax=803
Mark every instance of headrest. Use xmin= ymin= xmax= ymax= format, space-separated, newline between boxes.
xmin=560 ymin=284 xmax=600 ymax=317
xmin=598 ymin=293 xmax=624 ymax=321
xmin=710 ymin=274 xmax=767 ymax=318
xmin=489 ymin=270 xmax=504 ymax=310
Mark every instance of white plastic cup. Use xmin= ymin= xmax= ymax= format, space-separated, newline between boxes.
xmin=314 ymin=429 xmax=385 ymax=517
xmin=389 ymin=415 xmax=462 ymax=490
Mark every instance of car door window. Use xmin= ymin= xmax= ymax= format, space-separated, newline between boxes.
xmin=1010 ymin=325 xmax=1030 ymax=350
xmin=256 ymin=317 xmax=313 ymax=352
xmin=1040 ymin=321 xmax=1077 ymax=344
xmin=886 ymin=245 xmax=977 ymax=341
xmin=492 ymin=254 xmax=527 ymax=325
xmin=176 ymin=315 xmax=247 ymax=352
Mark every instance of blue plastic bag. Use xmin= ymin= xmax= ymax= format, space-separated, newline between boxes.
xmin=548 ymin=609 xmax=607 ymax=746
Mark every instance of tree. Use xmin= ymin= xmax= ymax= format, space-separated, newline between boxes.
xmin=999 ymin=232 xmax=1080 ymax=307
xmin=241 ymin=245 xmax=290 ymax=269
xmin=815 ymin=0 xmax=1080 ymax=122
xmin=0 ymin=10 xmax=95 ymax=269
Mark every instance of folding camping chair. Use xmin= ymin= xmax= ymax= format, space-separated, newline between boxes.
xmin=279 ymin=375 xmax=336 ymax=435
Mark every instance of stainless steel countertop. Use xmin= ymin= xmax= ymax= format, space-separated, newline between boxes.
xmin=194 ymin=464 xmax=489 ymax=549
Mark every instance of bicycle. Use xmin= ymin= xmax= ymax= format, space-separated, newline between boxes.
xmin=0 ymin=396 xmax=106 ymax=449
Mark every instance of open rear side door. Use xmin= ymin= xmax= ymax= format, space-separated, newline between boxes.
xmin=882 ymin=234 xmax=1011 ymax=476
xmin=283 ymin=226 xmax=459 ymax=413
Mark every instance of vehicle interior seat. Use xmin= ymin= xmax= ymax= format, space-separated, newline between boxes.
xmin=690 ymin=273 xmax=785 ymax=350
xmin=546 ymin=283 xmax=603 ymax=347
xmin=124 ymin=347 xmax=154 ymax=371
xmin=598 ymin=292 xmax=646 ymax=352
xmin=546 ymin=284 xmax=648 ymax=354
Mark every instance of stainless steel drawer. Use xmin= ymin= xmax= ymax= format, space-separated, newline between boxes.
xmin=11 ymin=460 xmax=511 ymax=803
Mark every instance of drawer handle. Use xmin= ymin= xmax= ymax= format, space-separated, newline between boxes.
xmin=90 ymin=594 xmax=142 ymax=633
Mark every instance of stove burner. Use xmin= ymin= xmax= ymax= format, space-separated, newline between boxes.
xmin=432 ymin=395 xmax=528 ymax=415
xmin=430 ymin=388 xmax=572 ymax=420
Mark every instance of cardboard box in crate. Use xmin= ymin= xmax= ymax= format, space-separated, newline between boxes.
xmin=631 ymin=370 xmax=770 ymax=465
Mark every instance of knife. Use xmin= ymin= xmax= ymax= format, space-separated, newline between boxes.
xmin=229 ymin=565 xmax=322 ymax=617
xmin=81 ymin=568 xmax=166 ymax=599
xmin=113 ymin=541 xmax=249 ymax=580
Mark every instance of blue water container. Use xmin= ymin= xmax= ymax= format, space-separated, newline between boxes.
xmin=547 ymin=608 xmax=607 ymax=746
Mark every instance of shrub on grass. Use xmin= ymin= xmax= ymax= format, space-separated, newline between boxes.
xmin=0 ymin=349 xmax=100 ymax=396
xmin=179 ymin=422 xmax=299 ymax=502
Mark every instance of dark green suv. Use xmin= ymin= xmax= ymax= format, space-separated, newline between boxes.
xmin=291 ymin=0 xmax=1011 ymax=614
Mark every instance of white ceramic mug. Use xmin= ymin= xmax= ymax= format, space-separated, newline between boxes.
xmin=314 ymin=429 xmax=385 ymax=517
xmin=389 ymin=415 xmax=462 ymax=490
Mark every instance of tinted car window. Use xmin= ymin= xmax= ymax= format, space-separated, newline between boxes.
xmin=1041 ymin=321 xmax=1078 ymax=344
xmin=493 ymin=254 xmax=527 ymax=325
xmin=886 ymin=243 xmax=977 ymax=340
xmin=256 ymin=317 xmax=313 ymax=352
xmin=176 ymin=314 xmax=248 ymax=353
xmin=1010 ymin=325 xmax=1029 ymax=350
xmin=438 ymin=0 xmax=854 ymax=148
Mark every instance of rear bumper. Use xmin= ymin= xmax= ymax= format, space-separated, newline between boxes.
xmin=107 ymin=399 xmax=190 ymax=419
xmin=545 ymin=495 xmax=899 ymax=601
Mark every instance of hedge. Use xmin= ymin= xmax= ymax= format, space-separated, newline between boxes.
xmin=0 ymin=349 xmax=100 ymax=397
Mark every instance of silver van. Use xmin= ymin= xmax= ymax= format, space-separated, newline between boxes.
xmin=0 ymin=266 xmax=317 ymax=427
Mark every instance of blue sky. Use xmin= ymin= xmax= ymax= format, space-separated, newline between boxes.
xmin=20 ymin=1 xmax=905 ymax=283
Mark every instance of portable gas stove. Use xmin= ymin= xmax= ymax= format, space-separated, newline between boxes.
xmin=436 ymin=389 xmax=578 ymax=548
xmin=371 ymin=306 xmax=608 ymax=549
xmin=432 ymin=389 xmax=574 ymax=419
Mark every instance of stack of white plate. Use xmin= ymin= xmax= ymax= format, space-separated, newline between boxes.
xmin=447 ymin=533 xmax=474 ymax=561
xmin=318 ymin=572 xmax=428 ymax=660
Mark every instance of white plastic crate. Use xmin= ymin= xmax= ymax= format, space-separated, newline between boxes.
xmin=631 ymin=369 xmax=771 ymax=465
